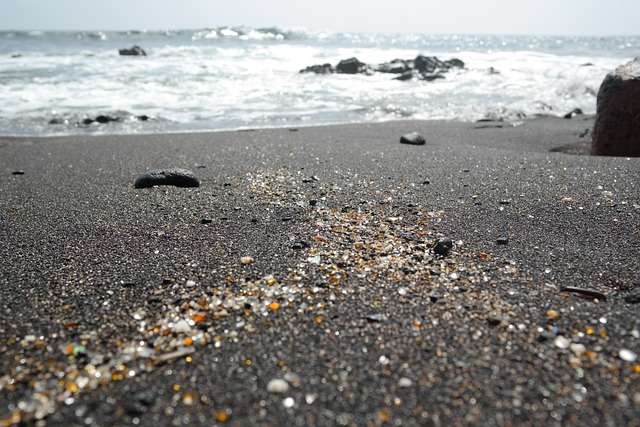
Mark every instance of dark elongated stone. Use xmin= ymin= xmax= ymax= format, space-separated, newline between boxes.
xmin=400 ymin=132 xmax=426 ymax=145
xmin=134 ymin=168 xmax=200 ymax=188
xmin=561 ymin=286 xmax=607 ymax=301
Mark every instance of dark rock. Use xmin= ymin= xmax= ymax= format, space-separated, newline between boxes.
xmin=119 ymin=45 xmax=147 ymax=56
xmin=561 ymin=286 xmax=607 ymax=301
xmin=394 ymin=71 xmax=417 ymax=81
xmin=422 ymin=74 xmax=446 ymax=81
xmin=537 ymin=331 xmax=557 ymax=342
xmin=624 ymin=290 xmax=640 ymax=304
xmin=487 ymin=315 xmax=506 ymax=326
xmin=291 ymin=241 xmax=309 ymax=250
xmin=496 ymin=237 xmax=509 ymax=245
xmin=200 ymin=218 xmax=213 ymax=224
xmin=499 ymin=199 xmax=511 ymax=205
xmin=301 ymin=55 xmax=463 ymax=81
xmin=134 ymin=168 xmax=200 ymax=188
xmin=591 ymin=57 xmax=640 ymax=157
xmin=564 ymin=108 xmax=584 ymax=119
xmin=336 ymin=57 xmax=369 ymax=74
xmin=434 ymin=237 xmax=453 ymax=257
xmin=95 ymin=115 xmax=119 ymax=123
xmin=12 ymin=170 xmax=25 ymax=175
xmin=428 ymin=294 xmax=442 ymax=303
xmin=400 ymin=132 xmax=426 ymax=145
xmin=48 ymin=118 xmax=69 ymax=125
xmin=300 ymin=63 xmax=334 ymax=74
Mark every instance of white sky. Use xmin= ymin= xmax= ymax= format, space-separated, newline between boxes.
xmin=1 ymin=0 xmax=638 ymax=36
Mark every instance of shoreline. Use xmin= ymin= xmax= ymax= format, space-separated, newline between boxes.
xmin=1 ymin=118 xmax=638 ymax=426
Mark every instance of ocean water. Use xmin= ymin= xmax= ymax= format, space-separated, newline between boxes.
xmin=0 ymin=28 xmax=638 ymax=136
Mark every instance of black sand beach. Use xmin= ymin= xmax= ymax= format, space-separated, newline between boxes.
xmin=1 ymin=117 xmax=639 ymax=426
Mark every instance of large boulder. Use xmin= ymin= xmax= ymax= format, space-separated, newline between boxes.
xmin=591 ymin=58 xmax=640 ymax=157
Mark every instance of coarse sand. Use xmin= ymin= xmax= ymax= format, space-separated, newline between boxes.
xmin=0 ymin=117 xmax=638 ymax=426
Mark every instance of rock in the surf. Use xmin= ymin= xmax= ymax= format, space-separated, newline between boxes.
xmin=119 ymin=45 xmax=147 ymax=56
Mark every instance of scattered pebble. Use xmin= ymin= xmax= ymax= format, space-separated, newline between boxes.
xmin=554 ymin=335 xmax=571 ymax=349
xmin=267 ymin=379 xmax=290 ymax=393
xmin=200 ymin=218 xmax=213 ymax=224
xmin=171 ymin=319 xmax=191 ymax=334
xmin=398 ymin=377 xmax=413 ymax=388
xmin=399 ymin=132 xmax=426 ymax=145
xmin=240 ymin=256 xmax=254 ymax=265
xmin=291 ymin=241 xmax=309 ymax=250
xmin=282 ymin=397 xmax=295 ymax=408
xmin=496 ymin=237 xmax=509 ymax=245
xmin=12 ymin=170 xmax=25 ymax=175
xmin=619 ymin=349 xmax=638 ymax=362
xmin=434 ymin=237 xmax=453 ymax=257
xmin=134 ymin=168 xmax=200 ymax=188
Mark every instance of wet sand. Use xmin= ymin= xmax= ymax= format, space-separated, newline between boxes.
xmin=1 ymin=117 xmax=639 ymax=426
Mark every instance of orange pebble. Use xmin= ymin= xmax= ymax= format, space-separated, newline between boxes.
xmin=269 ymin=302 xmax=280 ymax=310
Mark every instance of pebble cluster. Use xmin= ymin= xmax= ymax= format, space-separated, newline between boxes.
xmin=1 ymin=165 xmax=639 ymax=426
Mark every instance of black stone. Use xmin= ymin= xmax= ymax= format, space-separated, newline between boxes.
xmin=487 ymin=315 xmax=505 ymax=326
xmin=291 ymin=241 xmax=310 ymax=250
xmin=428 ymin=294 xmax=442 ymax=303
xmin=624 ymin=290 xmax=640 ymax=304
xmin=134 ymin=168 xmax=200 ymax=188
xmin=497 ymin=237 xmax=509 ymax=245
xmin=434 ymin=237 xmax=453 ymax=257
xmin=200 ymin=218 xmax=213 ymax=224
xmin=95 ymin=115 xmax=119 ymax=123
xmin=400 ymin=132 xmax=426 ymax=145
xmin=12 ymin=170 xmax=25 ymax=175
xmin=537 ymin=331 xmax=557 ymax=342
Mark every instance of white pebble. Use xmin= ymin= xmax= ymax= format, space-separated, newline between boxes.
xmin=171 ymin=319 xmax=191 ymax=334
xmin=185 ymin=280 xmax=196 ymax=287
xmin=569 ymin=343 xmax=586 ymax=356
xmin=267 ymin=379 xmax=289 ymax=393
xmin=619 ymin=348 xmax=638 ymax=362
xmin=282 ymin=397 xmax=295 ymax=408
xmin=240 ymin=256 xmax=254 ymax=265
xmin=398 ymin=377 xmax=413 ymax=388
xmin=554 ymin=335 xmax=571 ymax=349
